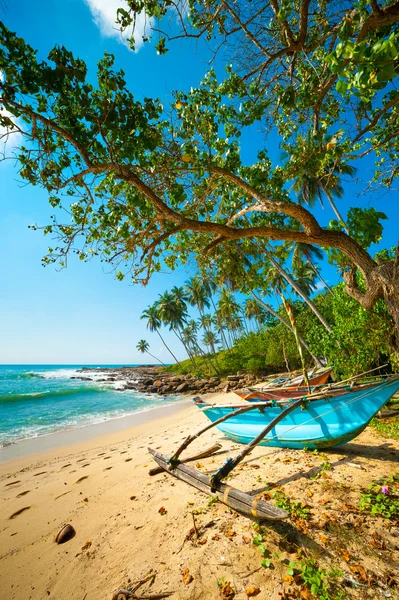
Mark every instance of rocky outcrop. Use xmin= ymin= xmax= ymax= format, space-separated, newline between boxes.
xmin=75 ymin=366 xmax=262 ymax=397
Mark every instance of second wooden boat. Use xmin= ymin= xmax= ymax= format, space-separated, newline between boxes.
xmin=235 ymin=368 xmax=333 ymax=401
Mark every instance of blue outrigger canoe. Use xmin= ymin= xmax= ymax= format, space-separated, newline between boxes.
xmin=149 ymin=376 xmax=399 ymax=520
xmin=195 ymin=377 xmax=399 ymax=450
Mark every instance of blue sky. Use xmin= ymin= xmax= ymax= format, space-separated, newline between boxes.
xmin=0 ymin=0 xmax=398 ymax=364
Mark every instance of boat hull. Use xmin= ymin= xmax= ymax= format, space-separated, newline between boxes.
xmin=235 ymin=369 xmax=333 ymax=402
xmin=199 ymin=378 xmax=399 ymax=450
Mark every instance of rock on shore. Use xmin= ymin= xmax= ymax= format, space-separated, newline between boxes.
xmin=75 ymin=366 xmax=262 ymax=396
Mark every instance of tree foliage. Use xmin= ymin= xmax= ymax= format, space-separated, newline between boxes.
xmin=1 ymin=2 xmax=399 ymax=348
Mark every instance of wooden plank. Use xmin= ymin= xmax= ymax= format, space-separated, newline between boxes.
xmin=148 ymin=448 xmax=289 ymax=521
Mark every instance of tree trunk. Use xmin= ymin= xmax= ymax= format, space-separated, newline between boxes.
xmin=268 ymin=254 xmax=333 ymax=333
xmin=146 ymin=351 xmax=167 ymax=367
xmin=174 ymin=328 xmax=198 ymax=371
xmin=344 ymin=256 xmax=399 ymax=351
xmin=307 ymin=259 xmax=335 ymax=296
xmin=251 ymin=292 xmax=322 ymax=368
xmin=325 ymin=190 xmax=349 ymax=235
xmin=156 ymin=330 xmax=184 ymax=370
xmin=192 ymin=338 xmax=219 ymax=375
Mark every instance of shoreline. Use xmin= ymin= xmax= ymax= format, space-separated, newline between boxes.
xmin=0 ymin=399 xmax=192 ymax=463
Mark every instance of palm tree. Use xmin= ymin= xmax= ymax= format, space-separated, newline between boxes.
xmin=289 ymin=242 xmax=334 ymax=295
xmin=267 ymin=253 xmax=333 ymax=334
xmin=140 ymin=304 xmax=183 ymax=367
xmin=199 ymin=313 xmax=213 ymax=333
xmin=217 ymin=289 xmax=242 ymax=345
xmin=157 ymin=290 xmax=197 ymax=369
xmin=184 ymin=319 xmax=219 ymax=374
xmin=291 ymin=134 xmax=355 ymax=234
xmin=136 ymin=339 xmax=166 ymax=366
xmin=197 ymin=272 xmax=231 ymax=351
xmin=251 ymin=292 xmax=322 ymax=367
xmin=202 ymin=330 xmax=220 ymax=354
xmin=241 ymin=244 xmax=333 ymax=333
xmin=244 ymin=298 xmax=267 ymax=332
xmin=185 ymin=276 xmax=211 ymax=316
xmin=291 ymin=261 xmax=318 ymax=297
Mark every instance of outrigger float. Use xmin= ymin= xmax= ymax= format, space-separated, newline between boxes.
xmin=149 ymin=373 xmax=399 ymax=521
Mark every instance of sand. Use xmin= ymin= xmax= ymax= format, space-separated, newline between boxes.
xmin=1 ymin=391 xmax=399 ymax=600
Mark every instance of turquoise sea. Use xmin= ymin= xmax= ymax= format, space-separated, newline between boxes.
xmin=0 ymin=365 xmax=183 ymax=447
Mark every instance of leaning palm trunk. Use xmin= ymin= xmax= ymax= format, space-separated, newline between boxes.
xmin=267 ymin=254 xmax=333 ymax=334
xmin=146 ymin=350 xmax=167 ymax=367
xmin=212 ymin=300 xmax=231 ymax=351
xmin=194 ymin=341 xmax=220 ymax=375
xmin=251 ymin=292 xmax=322 ymax=368
xmin=325 ymin=189 xmax=350 ymax=235
xmin=174 ymin=328 xmax=198 ymax=371
xmin=201 ymin=322 xmax=223 ymax=371
xmin=156 ymin=330 xmax=185 ymax=370
xmin=307 ymin=259 xmax=335 ymax=296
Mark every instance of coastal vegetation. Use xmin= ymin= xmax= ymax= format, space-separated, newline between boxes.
xmin=1 ymin=0 xmax=399 ymax=367
xmin=139 ymin=275 xmax=394 ymax=379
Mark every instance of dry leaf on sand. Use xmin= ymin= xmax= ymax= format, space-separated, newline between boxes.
xmin=181 ymin=568 xmax=193 ymax=585
xmin=246 ymin=585 xmax=261 ymax=597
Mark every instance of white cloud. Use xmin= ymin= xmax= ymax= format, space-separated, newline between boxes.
xmin=84 ymin=0 xmax=150 ymax=50
xmin=315 ymin=281 xmax=326 ymax=291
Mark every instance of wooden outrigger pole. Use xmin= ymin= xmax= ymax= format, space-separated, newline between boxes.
xmin=148 ymin=398 xmax=305 ymax=521
xmin=148 ymin=448 xmax=289 ymax=520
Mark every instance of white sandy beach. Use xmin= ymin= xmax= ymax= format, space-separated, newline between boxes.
xmin=1 ymin=391 xmax=399 ymax=600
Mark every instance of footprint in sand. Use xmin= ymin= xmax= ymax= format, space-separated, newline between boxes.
xmin=81 ymin=463 xmax=90 ymax=468
xmin=55 ymin=490 xmax=72 ymax=500
xmin=9 ymin=506 xmax=31 ymax=519
xmin=61 ymin=463 xmax=72 ymax=469
xmin=5 ymin=480 xmax=21 ymax=487
xmin=97 ymin=452 xmax=106 ymax=456
xmin=33 ymin=471 xmax=47 ymax=477
xmin=103 ymin=456 xmax=111 ymax=460
xmin=76 ymin=476 xmax=89 ymax=484
xmin=120 ymin=451 xmax=127 ymax=455
xmin=16 ymin=490 xmax=30 ymax=498
xmin=104 ymin=466 xmax=113 ymax=471
xmin=125 ymin=458 xmax=133 ymax=462
xmin=76 ymin=458 xmax=86 ymax=462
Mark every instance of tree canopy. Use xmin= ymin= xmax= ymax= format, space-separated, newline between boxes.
xmin=1 ymin=1 xmax=399 ymax=349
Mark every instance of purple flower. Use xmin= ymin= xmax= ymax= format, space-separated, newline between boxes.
xmin=381 ymin=485 xmax=389 ymax=495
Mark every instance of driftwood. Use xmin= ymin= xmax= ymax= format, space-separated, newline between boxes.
xmin=148 ymin=442 xmax=222 ymax=476
xmin=112 ymin=591 xmax=173 ymax=600
xmin=148 ymin=448 xmax=289 ymax=521
xmin=111 ymin=573 xmax=173 ymax=600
